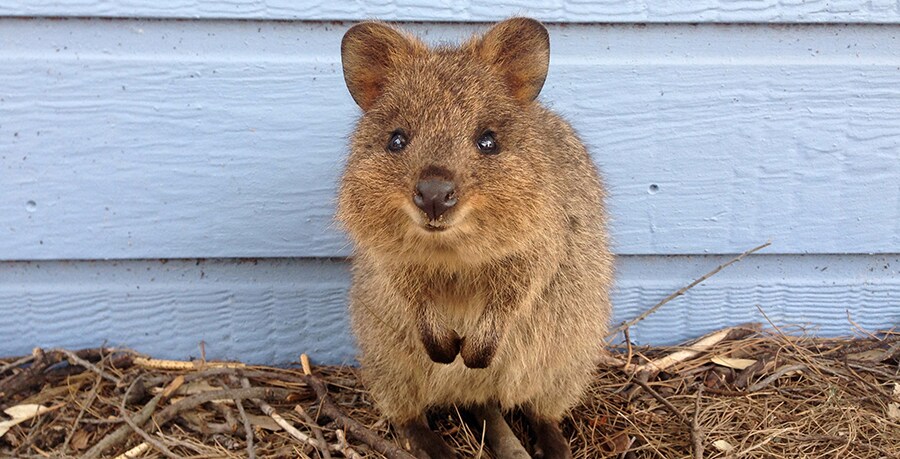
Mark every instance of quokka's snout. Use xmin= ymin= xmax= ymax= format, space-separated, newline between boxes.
xmin=413 ymin=166 xmax=458 ymax=225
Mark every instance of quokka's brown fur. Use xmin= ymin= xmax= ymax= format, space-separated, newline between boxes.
xmin=338 ymin=18 xmax=613 ymax=458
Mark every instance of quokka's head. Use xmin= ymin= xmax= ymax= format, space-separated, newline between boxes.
xmin=337 ymin=18 xmax=556 ymax=264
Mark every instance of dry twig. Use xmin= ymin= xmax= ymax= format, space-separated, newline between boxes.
xmin=60 ymin=373 xmax=103 ymax=455
xmin=239 ymin=377 xmax=326 ymax=450
xmin=53 ymin=348 xmax=121 ymax=385
xmin=691 ymin=387 xmax=704 ymax=459
xmin=335 ymin=429 xmax=364 ymax=459
xmin=295 ymin=404 xmax=333 ymax=459
xmin=607 ymin=242 xmax=770 ymax=339
xmin=119 ymin=377 xmax=181 ymax=459
xmin=234 ymin=397 xmax=256 ymax=459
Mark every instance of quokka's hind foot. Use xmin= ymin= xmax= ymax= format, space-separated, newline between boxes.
xmin=397 ymin=416 xmax=458 ymax=459
xmin=527 ymin=414 xmax=572 ymax=459
xmin=470 ymin=403 xmax=531 ymax=458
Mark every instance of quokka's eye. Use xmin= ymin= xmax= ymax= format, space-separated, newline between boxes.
xmin=476 ymin=131 xmax=499 ymax=155
xmin=387 ymin=131 xmax=407 ymax=152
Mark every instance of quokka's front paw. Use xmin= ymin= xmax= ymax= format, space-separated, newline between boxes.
xmin=459 ymin=332 xmax=499 ymax=369
xmin=419 ymin=323 xmax=462 ymax=364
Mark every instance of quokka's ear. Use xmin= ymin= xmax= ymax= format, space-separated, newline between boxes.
xmin=475 ymin=17 xmax=550 ymax=103
xmin=341 ymin=22 xmax=422 ymax=111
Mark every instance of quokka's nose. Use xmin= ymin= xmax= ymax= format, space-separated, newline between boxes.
xmin=414 ymin=178 xmax=458 ymax=221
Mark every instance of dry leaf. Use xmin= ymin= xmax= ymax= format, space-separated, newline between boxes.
xmin=247 ymin=414 xmax=281 ymax=431
xmin=589 ymin=415 xmax=608 ymax=428
xmin=0 ymin=404 xmax=53 ymax=437
xmin=888 ymin=384 xmax=900 ymax=420
xmin=71 ymin=428 xmax=90 ymax=450
xmin=711 ymin=356 xmax=757 ymax=370
xmin=604 ymin=432 xmax=633 ymax=454
xmin=713 ymin=439 xmax=735 ymax=452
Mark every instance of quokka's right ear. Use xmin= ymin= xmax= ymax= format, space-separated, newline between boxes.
xmin=475 ymin=17 xmax=550 ymax=104
xmin=341 ymin=22 xmax=423 ymax=111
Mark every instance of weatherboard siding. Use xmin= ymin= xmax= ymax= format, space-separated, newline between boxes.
xmin=3 ymin=0 xmax=900 ymax=23
xmin=0 ymin=8 xmax=898 ymax=363
xmin=3 ymin=20 xmax=899 ymax=260
xmin=2 ymin=255 xmax=897 ymax=365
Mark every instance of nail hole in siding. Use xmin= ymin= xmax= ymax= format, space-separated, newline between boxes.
xmin=25 ymin=200 xmax=37 ymax=212
xmin=648 ymin=184 xmax=659 ymax=194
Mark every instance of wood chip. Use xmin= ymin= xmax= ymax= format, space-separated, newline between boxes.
xmin=70 ymin=429 xmax=90 ymax=450
xmin=0 ymin=403 xmax=61 ymax=437
xmin=711 ymin=356 xmax=757 ymax=370
xmin=888 ymin=384 xmax=900 ymax=420
xmin=713 ymin=439 xmax=735 ymax=452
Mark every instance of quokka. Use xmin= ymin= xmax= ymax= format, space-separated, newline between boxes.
xmin=337 ymin=17 xmax=613 ymax=459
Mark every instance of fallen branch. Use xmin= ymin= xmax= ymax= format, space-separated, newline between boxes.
xmin=234 ymin=397 xmax=256 ymax=459
xmin=295 ymin=404 xmax=332 ymax=459
xmin=1 ymin=348 xmax=130 ymax=404
xmin=335 ymin=429 xmax=364 ymax=459
xmin=0 ymin=348 xmax=58 ymax=401
xmin=84 ymin=381 xmax=284 ymax=459
xmin=299 ymin=354 xmax=416 ymax=459
xmin=0 ymin=355 xmax=35 ymax=376
xmin=155 ymin=387 xmax=291 ymax=426
xmin=82 ymin=390 xmax=166 ymax=459
xmin=238 ymin=378 xmax=326 ymax=451
xmin=119 ymin=378 xmax=180 ymax=459
xmin=53 ymin=348 xmax=121 ymax=385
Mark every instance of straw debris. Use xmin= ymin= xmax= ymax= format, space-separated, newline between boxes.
xmin=1 ymin=327 xmax=897 ymax=458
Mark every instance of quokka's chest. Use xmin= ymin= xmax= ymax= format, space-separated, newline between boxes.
xmin=425 ymin=276 xmax=490 ymax=332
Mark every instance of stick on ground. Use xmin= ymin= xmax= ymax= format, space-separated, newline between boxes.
xmin=119 ymin=380 xmax=180 ymax=459
xmin=299 ymin=354 xmax=417 ymax=459
xmin=691 ymin=387 xmax=704 ymax=459
xmin=234 ymin=396 xmax=256 ymax=459
xmin=239 ymin=378 xmax=326 ymax=451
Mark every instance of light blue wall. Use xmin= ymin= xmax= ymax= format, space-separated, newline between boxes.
xmin=1 ymin=255 xmax=897 ymax=364
xmin=1 ymin=2 xmax=898 ymax=363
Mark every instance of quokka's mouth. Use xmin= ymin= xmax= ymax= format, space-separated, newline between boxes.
xmin=423 ymin=222 xmax=449 ymax=232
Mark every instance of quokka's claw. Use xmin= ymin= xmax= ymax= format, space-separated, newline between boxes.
xmin=460 ymin=333 xmax=499 ymax=369
xmin=419 ymin=324 xmax=461 ymax=364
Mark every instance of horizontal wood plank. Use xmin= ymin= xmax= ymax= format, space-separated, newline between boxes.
xmin=1 ymin=20 xmax=899 ymax=259
xmin=2 ymin=0 xmax=900 ymax=23
xmin=1 ymin=255 xmax=897 ymax=364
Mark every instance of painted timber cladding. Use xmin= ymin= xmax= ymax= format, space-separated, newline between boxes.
xmin=2 ymin=255 xmax=897 ymax=364
xmin=3 ymin=20 xmax=900 ymax=259
xmin=0 ymin=2 xmax=898 ymax=363
xmin=3 ymin=0 xmax=900 ymax=22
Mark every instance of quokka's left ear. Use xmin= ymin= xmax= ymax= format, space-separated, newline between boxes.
xmin=341 ymin=22 xmax=425 ymax=111
xmin=474 ymin=17 xmax=550 ymax=104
